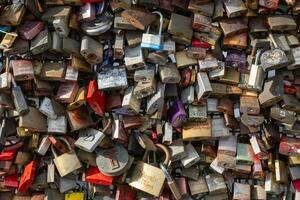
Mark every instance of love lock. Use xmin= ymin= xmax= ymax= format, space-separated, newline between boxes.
xmin=141 ymin=11 xmax=164 ymax=50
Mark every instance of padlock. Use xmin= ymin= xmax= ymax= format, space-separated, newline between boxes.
xmin=260 ymin=36 xmax=289 ymax=72
xmin=218 ymin=136 xmax=237 ymax=156
xmin=67 ymin=106 xmax=94 ymax=132
xmin=205 ymin=174 xmax=227 ymax=195
xmin=183 ymin=117 xmax=211 ymax=141
xmin=0 ymin=32 xmax=18 ymax=49
xmin=78 ymin=3 xmax=95 ymax=22
xmin=169 ymin=139 xmax=186 ymax=162
xmin=47 ymin=160 xmax=55 ymax=184
xmin=114 ymin=31 xmax=125 ymax=60
xmin=0 ymin=3 xmax=26 ymax=26
xmin=212 ymin=116 xmax=231 ymax=138
xmin=134 ymin=79 xmax=156 ymax=99
xmin=160 ymin=164 xmax=183 ymax=200
xmin=181 ymin=86 xmax=195 ymax=105
xmin=159 ymin=63 xmax=181 ymax=84
xmin=188 ymin=104 xmax=207 ymax=122
xmin=36 ymin=136 xmax=51 ymax=156
xmin=192 ymin=13 xmax=211 ymax=31
xmin=176 ymin=51 xmax=198 ymax=68
xmin=75 ymin=129 xmax=105 ymax=152
xmin=85 ymin=166 xmax=114 ymax=186
xmin=240 ymin=96 xmax=260 ymax=115
xmin=121 ymin=8 xmax=156 ymax=31
xmin=258 ymin=77 xmax=283 ymax=108
xmin=168 ymin=100 xmax=187 ymax=128
xmin=250 ymin=135 xmax=269 ymax=160
xmin=116 ymin=185 xmax=136 ymax=200
xmin=270 ymin=107 xmax=296 ymax=125
xmin=168 ymin=13 xmax=193 ymax=42
xmin=124 ymin=46 xmax=145 ymax=70
xmin=30 ymin=28 xmax=51 ymax=55
xmin=134 ymin=67 xmax=155 ymax=82
xmin=71 ymin=56 xmax=91 ymax=73
xmin=62 ymin=37 xmax=81 ymax=58
xmin=56 ymin=82 xmax=79 ymax=104
xmin=162 ymin=122 xmax=172 ymax=145
xmin=217 ymin=152 xmax=236 ymax=170
xmin=236 ymin=143 xmax=254 ymax=166
xmin=224 ymin=0 xmax=247 ymax=18
xmin=198 ymin=56 xmax=218 ymax=72
xmin=11 ymin=77 xmax=29 ymax=116
xmin=195 ymin=72 xmax=212 ymax=100
xmin=125 ymin=31 xmax=142 ymax=47
xmin=80 ymin=36 xmax=103 ymax=64
xmin=97 ymin=65 xmax=128 ymax=90
xmin=186 ymin=46 xmax=206 ymax=60
xmin=147 ymin=82 xmax=165 ymax=115
xmin=53 ymin=17 xmax=69 ymax=37
xmin=39 ymin=62 xmax=66 ymax=81
xmin=121 ymin=86 xmax=141 ymax=115
xmin=96 ymin=143 xmax=130 ymax=176
xmin=267 ymin=15 xmax=297 ymax=32
xmin=142 ymin=12 xmax=164 ymax=50
xmin=86 ymin=80 xmax=105 ymax=117
xmin=219 ymin=18 xmax=248 ymax=37
xmin=65 ymin=64 xmax=79 ymax=82
xmin=39 ymin=97 xmax=57 ymax=120
xmin=47 ymin=116 xmax=67 ymax=134
xmin=248 ymin=50 xmax=265 ymax=91
xmin=233 ymin=182 xmax=250 ymax=200
xmin=51 ymin=137 xmax=82 ymax=177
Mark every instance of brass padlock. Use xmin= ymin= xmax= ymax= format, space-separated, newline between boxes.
xmin=51 ymin=137 xmax=82 ymax=177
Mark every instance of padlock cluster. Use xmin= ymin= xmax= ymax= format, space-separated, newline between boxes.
xmin=1 ymin=0 xmax=300 ymax=199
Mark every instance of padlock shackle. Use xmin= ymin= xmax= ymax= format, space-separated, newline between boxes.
xmin=254 ymin=49 xmax=262 ymax=66
xmin=155 ymin=143 xmax=170 ymax=166
xmin=146 ymin=11 xmax=164 ymax=36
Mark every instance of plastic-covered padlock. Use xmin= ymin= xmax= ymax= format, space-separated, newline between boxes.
xmin=141 ymin=11 xmax=163 ymax=50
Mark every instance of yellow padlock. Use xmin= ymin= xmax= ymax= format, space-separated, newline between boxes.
xmin=65 ymin=192 xmax=84 ymax=200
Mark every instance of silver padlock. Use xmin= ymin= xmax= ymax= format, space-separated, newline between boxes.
xmin=81 ymin=36 xmax=103 ymax=64
xmin=248 ymin=50 xmax=265 ymax=91
xmin=146 ymin=82 xmax=165 ymax=115
xmin=53 ymin=17 xmax=70 ymax=37
xmin=158 ymin=63 xmax=181 ymax=84
xmin=195 ymin=72 xmax=212 ymax=100
xmin=39 ymin=97 xmax=57 ymax=120
xmin=124 ymin=46 xmax=145 ymax=70
xmin=162 ymin=122 xmax=173 ymax=145
xmin=141 ymin=11 xmax=163 ymax=50
xmin=122 ymin=86 xmax=141 ymax=115
xmin=75 ymin=128 xmax=106 ymax=152
xmin=47 ymin=116 xmax=67 ymax=134
xmin=181 ymin=86 xmax=194 ymax=105
xmin=180 ymin=143 xmax=200 ymax=168
xmin=134 ymin=68 xmax=155 ymax=82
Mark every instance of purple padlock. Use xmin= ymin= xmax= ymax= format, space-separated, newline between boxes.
xmin=168 ymin=100 xmax=187 ymax=128
xmin=225 ymin=50 xmax=247 ymax=71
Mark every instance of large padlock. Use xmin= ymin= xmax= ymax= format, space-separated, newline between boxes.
xmin=51 ymin=137 xmax=82 ymax=177
xmin=141 ymin=11 xmax=163 ymax=50
xmin=129 ymin=143 xmax=169 ymax=197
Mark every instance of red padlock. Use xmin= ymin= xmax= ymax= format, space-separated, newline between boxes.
xmin=293 ymin=179 xmax=300 ymax=192
xmin=18 ymin=160 xmax=37 ymax=193
xmin=85 ymin=166 xmax=114 ymax=186
xmin=86 ymin=80 xmax=106 ymax=117
xmin=180 ymin=68 xmax=191 ymax=88
xmin=116 ymin=185 xmax=136 ymax=200
xmin=0 ymin=148 xmax=19 ymax=161
xmin=191 ymin=38 xmax=212 ymax=49
xmin=3 ymin=174 xmax=18 ymax=188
